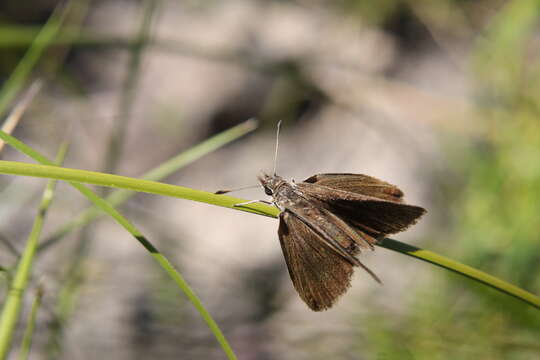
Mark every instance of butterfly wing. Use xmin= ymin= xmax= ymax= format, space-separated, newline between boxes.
xmin=303 ymin=173 xmax=404 ymax=202
xmin=278 ymin=211 xmax=353 ymax=311
xmin=278 ymin=210 xmax=378 ymax=311
xmin=298 ymin=174 xmax=426 ymax=237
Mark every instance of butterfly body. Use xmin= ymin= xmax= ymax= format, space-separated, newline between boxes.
xmin=258 ymin=172 xmax=426 ymax=311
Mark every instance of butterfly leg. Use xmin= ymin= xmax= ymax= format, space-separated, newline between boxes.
xmin=233 ymin=199 xmax=274 ymax=207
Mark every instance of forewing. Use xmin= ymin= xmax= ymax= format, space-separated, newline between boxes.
xmin=303 ymin=173 xmax=404 ymax=202
xmin=278 ymin=211 xmax=356 ymax=311
xmin=297 ymin=181 xmax=426 ymax=237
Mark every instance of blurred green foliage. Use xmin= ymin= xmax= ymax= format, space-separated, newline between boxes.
xmin=363 ymin=1 xmax=540 ymax=359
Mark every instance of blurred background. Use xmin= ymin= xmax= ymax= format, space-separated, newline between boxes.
xmin=0 ymin=0 xmax=539 ymax=359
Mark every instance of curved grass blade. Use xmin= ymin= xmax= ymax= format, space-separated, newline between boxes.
xmin=0 ymin=133 xmax=538 ymax=313
xmin=17 ymin=286 xmax=44 ymax=360
xmin=0 ymin=132 xmax=237 ymax=360
xmin=377 ymin=238 xmax=540 ymax=310
xmin=0 ymin=157 xmax=537 ymax=311
xmin=0 ymin=4 xmax=69 ymax=118
xmin=0 ymin=81 xmax=42 ymax=153
xmin=0 ymin=143 xmax=67 ymax=360
xmin=103 ymin=0 xmax=160 ymax=177
xmin=0 ymin=159 xmax=273 ymax=217
xmin=39 ymin=118 xmax=257 ymax=251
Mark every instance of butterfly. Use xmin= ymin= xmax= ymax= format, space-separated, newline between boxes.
xmin=258 ymin=172 xmax=426 ymax=311
xmin=219 ymin=121 xmax=426 ymax=311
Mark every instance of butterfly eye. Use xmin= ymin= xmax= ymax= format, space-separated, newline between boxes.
xmin=264 ymin=187 xmax=273 ymax=196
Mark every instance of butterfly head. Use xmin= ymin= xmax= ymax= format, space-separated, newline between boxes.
xmin=258 ymin=173 xmax=286 ymax=196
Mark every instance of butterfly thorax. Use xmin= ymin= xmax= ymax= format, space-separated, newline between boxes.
xmin=258 ymin=173 xmax=308 ymax=210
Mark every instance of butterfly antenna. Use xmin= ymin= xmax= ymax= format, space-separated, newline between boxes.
xmin=214 ymin=184 xmax=262 ymax=195
xmin=273 ymin=120 xmax=282 ymax=175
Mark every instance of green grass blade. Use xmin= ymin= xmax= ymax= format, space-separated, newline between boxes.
xmin=46 ymin=3 xmax=157 ymax=352
xmin=39 ymin=118 xmax=257 ymax=251
xmin=0 ymin=126 xmax=537 ymax=326
xmin=17 ymin=286 xmax=44 ymax=360
xmin=378 ymin=238 xmax=540 ymax=310
xmin=46 ymin=183 xmax=238 ymax=360
xmin=102 ymin=0 xmax=160 ymax=177
xmin=0 ymin=154 xmax=537 ymax=311
xmin=0 ymin=158 xmax=273 ymax=217
xmin=0 ymin=144 xmax=67 ymax=360
xmin=0 ymin=25 xmax=113 ymax=47
xmin=0 ymin=131 xmax=238 ymax=360
xmin=0 ymin=124 xmax=269 ymax=216
xmin=0 ymin=4 xmax=69 ymax=118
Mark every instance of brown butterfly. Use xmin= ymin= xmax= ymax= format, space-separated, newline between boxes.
xmin=220 ymin=122 xmax=426 ymax=311
xmin=258 ymin=172 xmax=425 ymax=311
